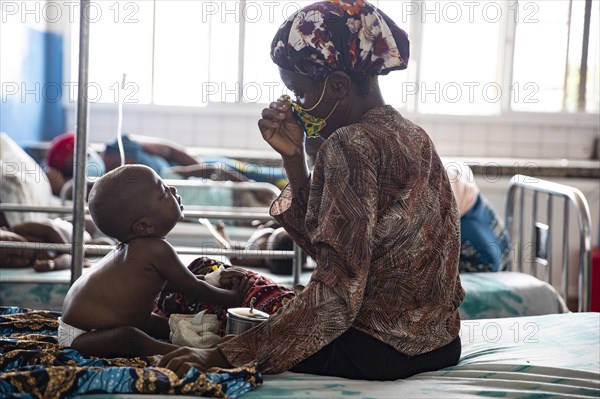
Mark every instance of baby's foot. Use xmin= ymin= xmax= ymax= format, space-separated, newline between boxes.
xmin=33 ymin=259 xmax=56 ymax=272
xmin=33 ymin=254 xmax=71 ymax=272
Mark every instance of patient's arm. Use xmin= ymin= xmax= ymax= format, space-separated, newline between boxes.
xmin=70 ymin=325 xmax=178 ymax=358
xmin=130 ymin=134 xmax=199 ymax=166
xmin=168 ymin=164 xmax=249 ymax=182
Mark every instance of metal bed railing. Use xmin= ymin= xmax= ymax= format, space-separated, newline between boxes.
xmin=504 ymin=174 xmax=593 ymax=312
xmin=0 ymin=203 xmax=273 ymax=222
xmin=0 ymin=203 xmax=304 ymax=286
xmin=0 ymin=0 xmax=303 ymax=291
xmin=57 ymin=179 xmax=283 ymax=205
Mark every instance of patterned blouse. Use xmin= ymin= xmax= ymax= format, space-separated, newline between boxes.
xmin=219 ymin=105 xmax=465 ymax=374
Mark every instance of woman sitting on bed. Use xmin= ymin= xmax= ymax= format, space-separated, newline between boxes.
xmin=159 ymin=0 xmax=464 ymax=381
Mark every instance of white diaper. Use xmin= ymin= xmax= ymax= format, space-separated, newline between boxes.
xmin=58 ymin=317 xmax=88 ymax=347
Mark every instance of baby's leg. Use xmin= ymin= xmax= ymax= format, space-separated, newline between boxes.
xmin=71 ymin=326 xmax=178 ymax=358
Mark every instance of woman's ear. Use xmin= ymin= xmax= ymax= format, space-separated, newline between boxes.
xmin=326 ymin=71 xmax=352 ymax=101
xmin=132 ymin=219 xmax=155 ymax=236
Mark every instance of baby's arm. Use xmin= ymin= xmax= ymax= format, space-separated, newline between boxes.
xmin=152 ymin=241 xmax=250 ymax=308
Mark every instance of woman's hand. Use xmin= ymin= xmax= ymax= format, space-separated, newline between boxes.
xmin=158 ymin=346 xmax=232 ymax=377
xmin=259 ymin=96 xmax=311 ymax=197
xmin=258 ymin=96 xmax=305 ymax=158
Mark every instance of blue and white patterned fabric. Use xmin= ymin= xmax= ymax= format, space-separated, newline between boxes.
xmin=0 ymin=307 xmax=262 ymax=398
xmin=459 ymin=194 xmax=511 ymax=272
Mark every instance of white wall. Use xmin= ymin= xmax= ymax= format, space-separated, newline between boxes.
xmin=65 ymin=102 xmax=599 ymax=160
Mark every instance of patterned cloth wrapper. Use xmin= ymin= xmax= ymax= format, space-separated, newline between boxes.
xmin=153 ymin=257 xmax=296 ymax=335
xmin=0 ymin=306 xmax=262 ymax=398
xmin=271 ymin=0 xmax=409 ymax=80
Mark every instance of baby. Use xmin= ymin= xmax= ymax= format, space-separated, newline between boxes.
xmin=60 ymin=164 xmax=251 ymax=358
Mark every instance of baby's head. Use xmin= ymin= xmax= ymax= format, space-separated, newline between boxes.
xmin=88 ymin=164 xmax=183 ymax=242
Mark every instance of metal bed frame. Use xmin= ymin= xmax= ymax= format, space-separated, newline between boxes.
xmin=2 ymin=0 xmax=299 ymax=286
xmin=57 ymin=179 xmax=283 ymax=205
xmin=505 ymin=174 xmax=593 ymax=312
xmin=0 ymin=200 xmax=304 ymax=286
xmin=3 ymin=2 xmax=594 ymax=311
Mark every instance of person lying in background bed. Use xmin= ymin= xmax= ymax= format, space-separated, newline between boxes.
xmin=104 ymin=134 xmax=289 ymax=188
xmin=445 ymin=161 xmax=511 ymax=272
xmin=306 ymin=138 xmax=511 ymax=273
xmin=46 ymin=132 xmax=282 ymax=206
xmin=0 ymin=217 xmax=108 ymax=271
xmin=59 ymin=164 xmax=252 ymax=358
xmin=159 ymin=0 xmax=464 ymax=381
xmin=44 ymin=131 xmax=106 ymax=198
xmin=0 ymin=132 xmax=59 ymax=227
xmin=0 ymin=133 xmax=109 ymax=271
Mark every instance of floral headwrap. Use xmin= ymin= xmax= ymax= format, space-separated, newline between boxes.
xmin=271 ymin=0 xmax=409 ymax=80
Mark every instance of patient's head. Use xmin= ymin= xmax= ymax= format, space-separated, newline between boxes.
xmin=88 ymin=165 xmax=183 ymax=242
xmin=47 ymin=133 xmax=75 ymax=177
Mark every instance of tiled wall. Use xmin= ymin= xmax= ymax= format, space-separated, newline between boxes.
xmin=65 ymin=103 xmax=600 ymax=160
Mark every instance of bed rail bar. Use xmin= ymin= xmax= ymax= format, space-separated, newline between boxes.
xmin=0 ymin=241 xmax=295 ymax=260
xmin=58 ymin=179 xmax=282 ymax=205
xmin=0 ymin=204 xmax=273 ymax=221
xmin=1 ymin=203 xmax=304 ymax=285
xmin=504 ymin=174 xmax=593 ymax=312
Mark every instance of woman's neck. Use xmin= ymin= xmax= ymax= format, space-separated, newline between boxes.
xmin=346 ymin=85 xmax=386 ymax=125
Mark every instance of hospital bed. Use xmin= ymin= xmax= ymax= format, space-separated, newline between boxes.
xmin=0 ymin=198 xmax=303 ymax=311
xmin=0 ymin=173 xmax=592 ymax=316
xmin=457 ymin=174 xmax=593 ymax=320
xmin=0 ymin=306 xmax=598 ymax=398
xmin=0 ymin=174 xmax=597 ymax=399
xmin=1 ymin=4 xmax=597 ymax=393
